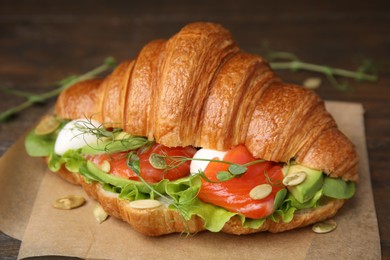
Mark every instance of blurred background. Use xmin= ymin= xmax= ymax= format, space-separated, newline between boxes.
xmin=0 ymin=0 xmax=389 ymax=258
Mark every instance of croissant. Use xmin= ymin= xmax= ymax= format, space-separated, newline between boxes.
xmin=38 ymin=22 xmax=358 ymax=236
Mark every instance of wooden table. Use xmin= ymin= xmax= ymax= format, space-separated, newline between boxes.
xmin=0 ymin=1 xmax=388 ymax=258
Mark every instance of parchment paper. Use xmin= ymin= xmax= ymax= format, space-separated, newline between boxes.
xmin=0 ymin=101 xmax=381 ymax=259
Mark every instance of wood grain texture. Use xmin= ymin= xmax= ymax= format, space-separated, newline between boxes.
xmin=0 ymin=0 xmax=389 ymax=258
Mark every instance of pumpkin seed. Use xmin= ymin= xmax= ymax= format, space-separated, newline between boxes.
xmin=312 ymin=219 xmax=337 ymax=234
xmin=53 ymin=195 xmax=85 ymax=210
xmin=129 ymin=199 xmax=162 ymax=209
xmin=303 ymin=77 xmax=322 ymax=89
xmin=100 ymin=160 xmax=111 ymax=172
xmin=94 ymin=204 xmax=109 ymax=223
xmin=249 ymin=184 xmax=272 ymax=200
xmin=35 ymin=115 xmax=61 ymax=135
xmin=282 ymin=171 xmax=307 ymax=186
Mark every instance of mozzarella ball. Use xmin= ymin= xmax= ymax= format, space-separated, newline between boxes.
xmin=190 ymin=148 xmax=227 ymax=175
xmin=54 ymin=119 xmax=102 ymax=155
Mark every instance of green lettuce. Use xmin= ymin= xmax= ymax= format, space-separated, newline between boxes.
xmin=288 ymin=189 xmax=323 ymax=210
xmin=48 ymin=149 xmax=85 ymax=173
xmin=322 ymin=176 xmax=356 ymax=199
xmin=25 ymin=130 xmax=56 ymax=157
xmin=270 ymin=190 xmax=322 ymax=223
xmin=166 ymin=176 xmax=237 ymax=231
xmin=25 ymin=118 xmax=69 ymax=157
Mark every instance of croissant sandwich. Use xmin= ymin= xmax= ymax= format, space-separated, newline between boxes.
xmin=25 ymin=22 xmax=358 ymax=236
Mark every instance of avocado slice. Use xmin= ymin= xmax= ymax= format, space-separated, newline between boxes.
xmin=284 ymin=165 xmax=324 ymax=204
xmin=85 ymin=160 xmax=134 ymax=188
xmin=81 ymin=139 xmax=125 ymax=155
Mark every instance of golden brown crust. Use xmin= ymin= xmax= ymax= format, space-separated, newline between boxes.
xmin=221 ymin=199 xmax=344 ymax=235
xmin=124 ymin=39 xmax=166 ymax=138
xmin=55 ymin=78 xmax=103 ymax=120
xmin=54 ymin=22 xmax=358 ymax=181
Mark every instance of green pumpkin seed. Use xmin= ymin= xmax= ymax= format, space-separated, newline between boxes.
xmin=100 ymin=160 xmax=111 ymax=172
xmin=35 ymin=115 xmax=61 ymax=135
xmin=53 ymin=195 xmax=85 ymax=210
xmin=303 ymin=77 xmax=322 ymax=89
xmin=282 ymin=171 xmax=307 ymax=186
xmin=129 ymin=199 xmax=162 ymax=209
xmin=94 ymin=204 xmax=109 ymax=223
xmin=312 ymin=219 xmax=337 ymax=234
xmin=249 ymin=184 xmax=272 ymax=200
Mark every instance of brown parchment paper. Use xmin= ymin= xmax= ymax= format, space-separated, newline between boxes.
xmin=0 ymin=101 xmax=381 ymax=259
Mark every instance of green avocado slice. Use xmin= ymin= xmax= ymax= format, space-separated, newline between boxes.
xmin=285 ymin=165 xmax=324 ymax=204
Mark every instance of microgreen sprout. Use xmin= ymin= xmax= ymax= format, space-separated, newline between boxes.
xmin=73 ymin=118 xmax=108 ymax=139
xmin=263 ymin=47 xmax=378 ymax=90
xmin=228 ymin=164 xmax=247 ymax=175
xmin=0 ymin=57 xmax=117 ymax=122
xmin=71 ymin=116 xmax=153 ymax=154
xmin=127 ymin=152 xmax=141 ymax=174
xmin=215 ymin=171 xmax=234 ymax=181
xmin=264 ymin=171 xmax=283 ymax=187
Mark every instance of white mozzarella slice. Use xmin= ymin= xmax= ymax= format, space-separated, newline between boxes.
xmin=190 ymin=148 xmax=227 ymax=175
xmin=54 ymin=119 xmax=102 ymax=155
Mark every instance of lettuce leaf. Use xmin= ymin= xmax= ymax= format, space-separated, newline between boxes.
xmin=166 ymin=175 xmax=202 ymax=205
xmin=242 ymin=217 xmax=267 ymax=229
xmin=322 ymin=177 xmax=356 ymax=199
xmin=287 ymin=189 xmax=323 ymax=210
xmin=271 ymin=207 xmax=296 ymax=223
xmin=271 ymin=189 xmax=323 ymax=223
xmin=175 ymin=197 xmax=237 ymax=232
xmin=48 ymin=149 xmax=85 ymax=173
xmin=25 ymin=130 xmax=56 ymax=157
xmin=25 ymin=119 xmax=68 ymax=157
xmin=166 ymin=175 xmax=237 ymax=231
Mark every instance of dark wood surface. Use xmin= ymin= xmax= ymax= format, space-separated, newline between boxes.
xmin=0 ymin=1 xmax=389 ymax=259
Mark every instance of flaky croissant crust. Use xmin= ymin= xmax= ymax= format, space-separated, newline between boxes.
xmin=55 ymin=22 xmax=358 ymax=181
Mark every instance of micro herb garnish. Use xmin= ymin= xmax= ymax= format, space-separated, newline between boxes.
xmin=264 ymin=49 xmax=378 ymax=91
xmin=72 ymin=116 xmax=154 ymax=154
xmin=127 ymin=151 xmax=141 ymax=174
xmin=264 ymin=171 xmax=283 ymax=187
xmin=148 ymin=153 xmax=267 ymax=182
xmin=0 ymin=57 xmax=117 ymax=122
xmin=215 ymin=171 xmax=233 ymax=182
xmin=73 ymin=117 xmax=109 ymax=139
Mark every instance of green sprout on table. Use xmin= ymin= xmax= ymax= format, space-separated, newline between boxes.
xmin=265 ymin=49 xmax=378 ymax=91
xmin=0 ymin=57 xmax=117 ymax=123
